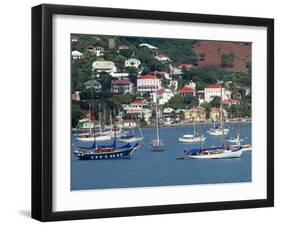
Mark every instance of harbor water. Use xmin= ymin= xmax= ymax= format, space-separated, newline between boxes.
xmin=71 ymin=123 xmax=251 ymax=190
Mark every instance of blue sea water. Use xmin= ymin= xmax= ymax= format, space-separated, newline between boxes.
xmin=71 ymin=124 xmax=251 ymax=190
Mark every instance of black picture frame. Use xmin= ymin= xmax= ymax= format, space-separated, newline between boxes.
xmin=32 ymin=3 xmax=274 ymax=222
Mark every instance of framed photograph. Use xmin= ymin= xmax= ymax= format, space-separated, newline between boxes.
xmin=32 ymin=4 xmax=274 ymax=222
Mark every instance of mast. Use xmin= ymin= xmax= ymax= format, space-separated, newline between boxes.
xmin=99 ymin=104 xmax=102 ymax=134
xmin=90 ymin=81 xmax=96 ymax=143
xmin=237 ymin=106 xmax=241 ymax=145
xmin=193 ymin=118 xmax=196 ymax=136
xmin=155 ymin=96 xmax=160 ymax=142
xmin=220 ymin=87 xmax=225 ymax=146
xmin=199 ymin=112 xmax=203 ymax=150
xmin=111 ymin=83 xmax=117 ymax=143
xmin=89 ymin=103 xmax=92 ymax=135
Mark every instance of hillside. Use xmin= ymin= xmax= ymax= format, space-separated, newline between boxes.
xmin=193 ymin=41 xmax=251 ymax=73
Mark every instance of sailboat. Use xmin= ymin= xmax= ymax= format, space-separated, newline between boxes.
xmin=149 ymin=97 xmax=164 ymax=151
xmin=186 ymin=88 xmax=242 ymax=159
xmin=227 ymin=111 xmax=251 ymax=152
xmin=208 ymin=119 xmax=229 ymax=136
xmin=179 ymin=119 xmax=206 ymax=143
xmin=76 ymin=104 xmax=111 ymax=142
xmin=119 ymin=115 xmax=144 ymax=143
xmin=74 ymin=90 xmax=139 ymax=160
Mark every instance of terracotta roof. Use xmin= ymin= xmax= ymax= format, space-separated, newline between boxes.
xmin=179 ymin=64 xmax=193 ymax=69
xmin=211 ymin=107 xmax=220 ymax=112
xmin=112 ymin=79 xmax=131 ymax=84
xmin=131 ymin=100 xmax=147 ymax=106
xmin=207 ymin=84 xmax=224 ymax=89
xmin=138 ymin=74 xmax=159 ymax=80
xmin=179 ymin=87 xmax=194 ymax=93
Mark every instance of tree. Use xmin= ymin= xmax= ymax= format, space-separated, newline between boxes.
xmin=201 ymin=102 xmax=211 ymax=119
xmin=164 ymin=95 xmax=185 ymax=109
xmin=209 ymin=96 xmax=221 ymax=108
xmin=72 ymin=103 xmax=84 ymax=128
xmin=183 ymin=95 xmax=199 ymax=108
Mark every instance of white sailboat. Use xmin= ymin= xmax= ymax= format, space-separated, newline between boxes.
xmin=119 ymin=115 xmax=144 ymax=143
xmin=187 ymin=87 xmax=242 ymax=159
xmin=208 ymin=119 xmax=229 ymax=136
xmin=150 ymin=97 xmax=164 ymax=151
xmin=228 ymin=113 xmax=251 ymax=152
xmin=179 ymin=120 xmax=206 ymax=143
xmin=76 ymin=104 xmax=111 ymax=142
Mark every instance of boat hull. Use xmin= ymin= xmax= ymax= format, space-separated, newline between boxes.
xmin=74 ymin=145 xmax=138 ymax=160
xmin=179 ymin=136 xmax=206 ymax=143
xmin=76 ymin=135 xmax=111 ymax=142
xmin=187 ymin=149 xmax=243 ymax=159
xmin=119 ymin=137 xmax=144 ymax=143
xmin=208 ymin=129 xmax=229 ymax=136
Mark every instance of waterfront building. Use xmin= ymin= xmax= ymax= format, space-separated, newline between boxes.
xmin=204 ymin=84 xmax=231 ymax=102
xmin=125 ymin=58 xmax=141 ymax=68
xmin=77 ymin=118 xmax=97 ymax=129
xmin=125 ymin=100 xmax=151 ymax=123
xmin=137 ymin=74 xmax=162 ymax=94
xmin=112 ymin=79 xmax=133 ymax=94
xmin=210 ymin=107 xmax=220 ymax=121
xmin=72 ymin=50 xmax=83 ymax=59
xmin=122 ymin=120 xmax=137 ymax=128
xmin=92 ymin=60 xmax=117 ymax=74
xmin=184 ymin=107 xmax=206 ymax=121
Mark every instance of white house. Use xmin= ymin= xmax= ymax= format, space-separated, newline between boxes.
xmin=152 ymin=88 xmax=174 ymax=105
xmin=110 ymin=72 xmax=129 ymax=79
xmin=125 ymin=100 xmax=151 ymax=123
xmin=112 ymin=79 xmax=133 ymax=94
xmin=92 ymin=61 xmax=117 ymax=74
xmin=137 ymin=74 xmax=162 ymax=95
xmin=84 ymin=80 xmax=102 ymax=93
xmin=121 ymin=120 xmax=137 ymax=128
xmin=204 ymin=85 xmax=232 ymax=102
xmin=125 ymin=58 xmax=141 ymax=68
xmin=155 ymin=54 xmax=171 ymax=62
xmin=151 ymin=71 xmax=171 ymax=80
xmin=87 ymin=45 xmax=104 ymax=56
xmin=72 ymin=50 xmax=83 ymax=59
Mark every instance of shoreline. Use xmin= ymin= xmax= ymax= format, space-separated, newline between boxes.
xmin=72 ymin=121 xmax=251 ymax=132
xmin=140 ymin=121 xmax=251 ymax=129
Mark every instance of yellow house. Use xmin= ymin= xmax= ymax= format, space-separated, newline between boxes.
xmin=184 ymin=107 xmax=206 ymax=121
xmin=210 ymin=108 xmax=220 ymax=121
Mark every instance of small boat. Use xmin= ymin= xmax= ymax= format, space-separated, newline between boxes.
xmin=227 ymin=137 xmax=244 ymax=143
xmin=179 ymin=120 xmax=206 ymax=143
xmin=179 ymin=134 xmax=206 ymax=143
xmin=74 ymin=142 xmax=139 ymax=160
xmin=150 ymin=139 xmax=165 ymax=151
xmin=208 ymin=127 xmax=229 ymax=136
xmin=186 ymin=145 xmax=243 ymax=159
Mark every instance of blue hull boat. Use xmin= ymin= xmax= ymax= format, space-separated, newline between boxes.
xmin=74 ymin=143 xmax=139 ymax=160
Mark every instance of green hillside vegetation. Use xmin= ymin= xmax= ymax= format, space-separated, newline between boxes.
xmin=71 ymin=34 xmax=251 ymax=127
